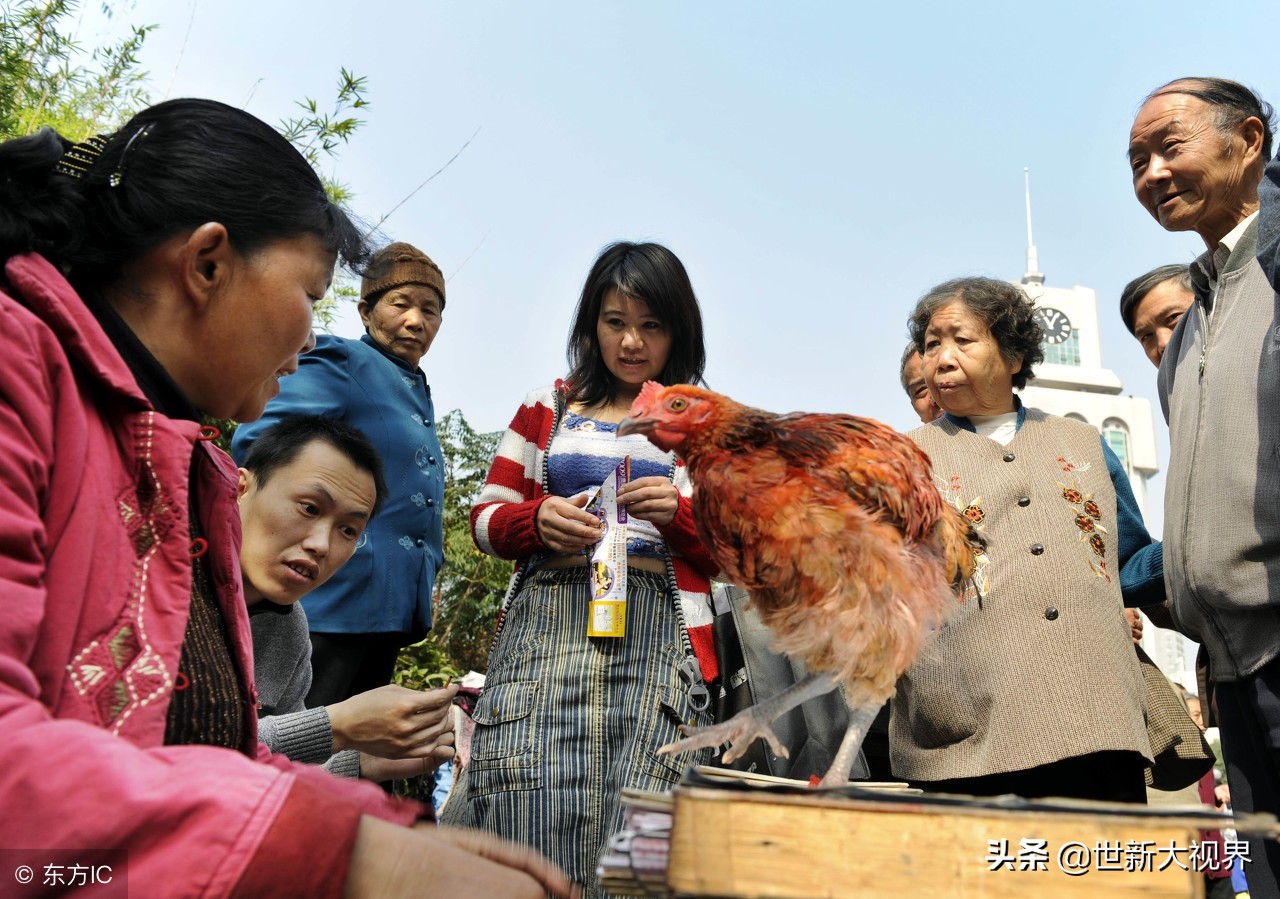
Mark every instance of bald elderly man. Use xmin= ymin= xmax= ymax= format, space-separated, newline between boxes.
xmin=1130 ymin=76 xmax=1280 ymax=897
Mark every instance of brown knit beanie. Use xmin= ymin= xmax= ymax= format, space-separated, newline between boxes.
xmin=360 ymin=242 xmax=446 ymax=309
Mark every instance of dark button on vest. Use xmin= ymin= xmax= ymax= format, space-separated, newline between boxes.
xmin=1030 ymin=543 xmax=1045 ymax=555
xmin=1002 ymin=453 xmax=1016 ymax=462
xmin=1045 ymin=606 xmax=1059 ymax=621
xmin=1017 ymin=496 xmax=1031 ymax=507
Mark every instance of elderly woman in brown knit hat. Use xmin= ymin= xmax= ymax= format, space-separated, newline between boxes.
xmin=232 ymin=241 xmax=450 ymax=708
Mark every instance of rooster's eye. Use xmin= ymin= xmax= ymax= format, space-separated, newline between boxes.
xmin=669 ymin=397 xmax=688 ymax=412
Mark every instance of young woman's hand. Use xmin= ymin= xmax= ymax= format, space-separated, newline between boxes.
xmin=535 ymin=494 xmax=604 ymax=554
xmin=617 ymin=477 xmax=679 ymax=527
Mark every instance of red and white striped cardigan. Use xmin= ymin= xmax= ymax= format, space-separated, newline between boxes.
xmin=471 ymin=381 xmax=721 ymax=682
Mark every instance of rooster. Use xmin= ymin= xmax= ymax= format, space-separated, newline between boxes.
xmin=617 ymin=381 xmax=984 ymax=786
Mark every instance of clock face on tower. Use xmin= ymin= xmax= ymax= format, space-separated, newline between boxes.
xmin=1033 ymin=306 xmax=1073 ymax=345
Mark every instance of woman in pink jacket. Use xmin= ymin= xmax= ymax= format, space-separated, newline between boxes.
xmin=0 ymin=99 xmax=571 ymax=899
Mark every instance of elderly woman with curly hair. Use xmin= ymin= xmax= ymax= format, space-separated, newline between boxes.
xmin=895 ymin=276 xmax=1167 ymax=803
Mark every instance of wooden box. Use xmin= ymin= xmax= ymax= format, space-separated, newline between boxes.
xmin=667 ymin=782 xmax=1253 ymax=898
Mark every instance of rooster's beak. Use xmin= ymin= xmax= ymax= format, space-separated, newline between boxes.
xmin=616 ymin=416 xmax=652 ymax=438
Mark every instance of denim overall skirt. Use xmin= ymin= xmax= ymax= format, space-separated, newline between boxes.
xmin=449 ymin=564 xmax=711 ymax=896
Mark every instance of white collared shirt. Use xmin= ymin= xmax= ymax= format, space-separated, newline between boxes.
xmin=1208 ymin=210 xmax=1260 ymax=318
xmin=968 ymin=410 xmax=1019 ymax=446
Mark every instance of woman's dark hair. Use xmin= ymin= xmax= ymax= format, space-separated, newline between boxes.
xmin=240 ymin=414 xmax=387 ymax=516
xmin=1147 ymin=77 xmax=1275 ymax=162
xmin=1118 ymin=264 xmax=1193 ymax=336
xmin=564 ymin=241 xmax=706 ymax=408
xmin=0 ymin=98 xmax=368 ymax=294
xmin=908 ymin=276 xmax=1044 ymax=390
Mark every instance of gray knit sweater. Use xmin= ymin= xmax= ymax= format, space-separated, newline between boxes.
xmin=1158 ymin=215 xmax=1280 ymax=681
xmin=250 ymin=604 xmax=362 ymax=778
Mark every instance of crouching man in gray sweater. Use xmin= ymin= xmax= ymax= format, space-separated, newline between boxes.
xmin=238 ymin=414 xmax=456 ymax=782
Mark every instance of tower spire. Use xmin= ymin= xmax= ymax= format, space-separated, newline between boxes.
xmin=1022 ymin=167 xmax=1044 ymax=286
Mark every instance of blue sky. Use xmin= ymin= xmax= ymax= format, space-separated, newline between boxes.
xmin=82 ymin=0 xmax=1276 ymax=535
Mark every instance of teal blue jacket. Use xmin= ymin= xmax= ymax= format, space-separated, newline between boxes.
xmin=232 ymin=334 xmax=444 ymax=639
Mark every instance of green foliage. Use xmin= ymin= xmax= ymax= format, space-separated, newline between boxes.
xmin=205 ymin=416 xmax=236 ymax=454
xmin=0 ymin=0 xmax=152 ymax=141
xmin=392 ymin=641 xmax=458 ymax=691
xmin=0 ymin=2 xmax=359 ymax=333
xmin=2 ymin=0 xmax=493 ymax=691
xmin=201 ymin=70 xmax=367 ymax=447
xmin=312 ymin=278 xmax=357 ymax=335
xmin=278 ymin=67 xmax=368 ymax=207
xmin=406 ymin=409 xmax=509 ymax=676
xmin=390 ymin=410 xmax=507 ymax=803
xmin=278 ymin=68 xmax=370 ymax=331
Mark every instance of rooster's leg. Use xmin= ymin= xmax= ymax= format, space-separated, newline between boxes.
xmin=658 ymin=672 xmax=840 ymax=764
xmin=818 ymin=702 xmax=884 ymax=787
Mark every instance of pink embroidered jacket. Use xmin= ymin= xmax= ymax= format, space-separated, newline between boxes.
xmin=471 ymin=383 xmax=720 ymax=680
xmin=0 ymin=254 xmax=420 ymax=897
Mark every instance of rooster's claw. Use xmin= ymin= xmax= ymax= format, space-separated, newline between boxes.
xmin=658 ymin=709 xmax=789 ymax=763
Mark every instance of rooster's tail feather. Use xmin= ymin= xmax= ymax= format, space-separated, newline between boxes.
xmin=936 ymin=503 xmax=987 ymax=597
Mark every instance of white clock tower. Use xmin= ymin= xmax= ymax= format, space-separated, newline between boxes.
xmin=1013 ymin=171 xmax=1192 ymax=687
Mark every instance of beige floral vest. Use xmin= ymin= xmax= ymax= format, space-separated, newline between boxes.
xmin=893 ymin=408 xmax=1150 ymax=781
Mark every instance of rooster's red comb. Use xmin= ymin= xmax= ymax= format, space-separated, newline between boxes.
xmin=629 ymin=381 xmax=666 ymax=417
